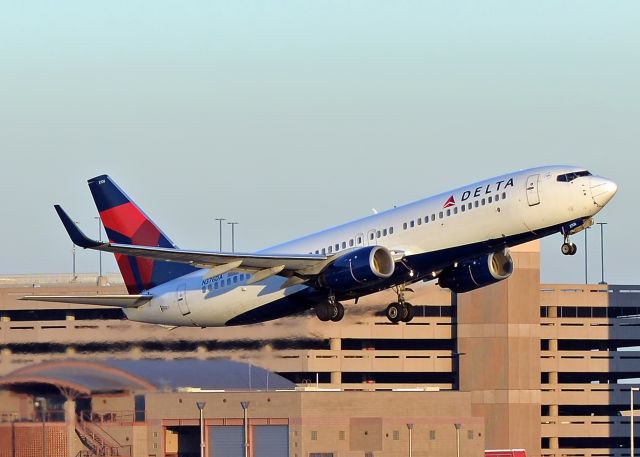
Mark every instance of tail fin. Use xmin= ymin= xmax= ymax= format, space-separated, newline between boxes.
xmin=88 ymin=175 xmax=197 ymax=294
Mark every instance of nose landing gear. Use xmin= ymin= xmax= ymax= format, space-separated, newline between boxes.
xmin=385 ymin=284 xmax=414 ymax=323
xmin=561 ymin=235 xmax=577 ymax=256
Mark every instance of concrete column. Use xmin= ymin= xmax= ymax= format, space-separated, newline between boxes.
xmin=330 ymin=338 xmax=341 ymax=385
xmin=457 ymin=241 xmax=542 ymax=455
xmin=65 ymin=399 xmax=79 ymax=457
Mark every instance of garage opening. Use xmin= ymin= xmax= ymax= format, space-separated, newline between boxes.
xmin=165 ymin=426 xmax=200 ymax=457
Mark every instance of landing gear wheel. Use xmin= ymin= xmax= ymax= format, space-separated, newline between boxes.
xmin=315 ymin=304 xmax=331 ymax=321
xmin=401 ymin=302 xmax=414 ymax=323
xmin=330 ymin=302 xmax=345 ymax=322
xmin=386 ymin=302 xmax=403 ymax=323
xmin=561 ymin=242 xmax=577 ymax=256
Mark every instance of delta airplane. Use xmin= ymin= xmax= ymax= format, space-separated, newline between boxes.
xmin=23 ymin=166 xmax=617 ymax=327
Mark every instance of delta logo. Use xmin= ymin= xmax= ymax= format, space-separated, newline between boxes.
xmin=443 ymin=196 xmax=456 ymax=208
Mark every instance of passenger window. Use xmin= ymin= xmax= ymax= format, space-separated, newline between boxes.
xmin=446 ymin=209 xmax=451 ymax=217
xmin=431 ymin=214 xmax=435 ymax=221
xmin=468 ymin=203 xmax=472 ymax=210
xmin=389 ymin=227 xmax=394 ymax=234
xmin=214 ymin=282 xmax=219 ymax=289
xmin=453 ymin=207 xmax=458 ymax=214
xmin=481 ymin=198 xmax=486 ymax=205
xmin=495 ymin=194 xmax=500 ymax=202
xmin=328 ymin=246 xmax=333 ymax=253
xmin=357 ymin=236 xmax=362 ymax=244
xmin=502 ymin=192 xmax=506 ymax=199
xmin=403 ymin=222 xmax=407 ymax=230
xmin=424 ymin=216 xmax=429 ymax=224
xmin=410 ymin=221 xmax=414 ymax=228
xmin=474 ymin=201 xmax=479 ymax=208
xmin=335 ymin=243 xmax=339 ymax=251
xmin=369 ymin=233 xmax=374 ymax=240
xmin=439 ymin=212 xmax=443 ymax=219
xmin=376 ymin=230 xmax=381 ymax=238
xmin=322 ymin=248 xmax=326 ymax=255
xmin=417 ymin=218 xmax=422 ymax=225
xmin=315 ymin=250 xmax=319 ymax=254
xmin=233 ymin=276 xmax=238 ymax=284
xmin=349 ymin=239 xmax=354 ymax=247
xmin=226 ymin=278 xmax=231 ymax=286
xmin=461 ymin=205 xmax=465 ymax=212
xmin=488 ymin=196 xmax=492 ymax=203
xmin=383 ymin=229 xmax=387 ymax=236
xmin=342 ymin=241 xmax=346 ymax=249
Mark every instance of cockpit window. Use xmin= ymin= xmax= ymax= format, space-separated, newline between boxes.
xmin=557 ymin=170 xmax=592 ymax=182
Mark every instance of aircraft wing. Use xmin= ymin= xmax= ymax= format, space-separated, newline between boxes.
xmin=55 ymin=205 xmax=330 ymax=277
xmin=19 ymin=294 xmax=152 ymax=308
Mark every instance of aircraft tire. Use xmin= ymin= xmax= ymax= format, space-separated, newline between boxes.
xmin=330 ymin=303 xmax=345 ymax=322
xmin=401 ymin=302 xmax=414 ymax=323
xmin=386 ymin=302 xmax=402 ymax=323
xmin=315 ymin=304 xmax=332 ymax=322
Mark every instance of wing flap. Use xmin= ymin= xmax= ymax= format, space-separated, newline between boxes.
xmin=19 ymin=295 xmax=152 ymax=308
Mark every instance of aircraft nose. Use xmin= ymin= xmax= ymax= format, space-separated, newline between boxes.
xmin=590 ymin=177 xmax=618 ymax=207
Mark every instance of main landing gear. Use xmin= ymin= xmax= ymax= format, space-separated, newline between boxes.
xmin=561 ymin=235 xmax=577 ymax=256
xmin=385 ymin=284 xmax=414 ymax=323
xmin=315 ymin=294 xmax=345 ymax=322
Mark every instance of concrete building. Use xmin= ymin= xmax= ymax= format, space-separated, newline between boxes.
xmin=1 ymin=240 xmax=639 ymax=456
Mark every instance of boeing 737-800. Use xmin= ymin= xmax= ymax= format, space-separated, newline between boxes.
xmin=23 ymin=166 xmax=617 ymax=327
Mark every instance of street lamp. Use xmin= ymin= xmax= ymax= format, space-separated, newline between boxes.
xmin=196 ymin=402 xmax=206 ymax=457
xmin=215 ymin=218 xmax=226 ymax=251
xmin=632 ymin=388 xmax=639 ymax=457
xmin=34 ymin=397 xmax=46 ymax=457
xmin=228 ymin=222 xmax=239 ymax=253
xmin=597 ymin=222 xmax=608 ymax=284
xmin=406 ymin=423 xmax=413 ymax=457
xmin=241 ymin=401 xmax=250 ymax=457
xmin=94 ymin=217 xmax=103 ymax=279
xmin=72 ymin=220 xmax=79 ymax=280
xmin=454 ymin=423 xmax=462 ymax=457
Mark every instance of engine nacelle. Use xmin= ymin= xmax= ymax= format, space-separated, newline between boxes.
xmin=438 ymin=249 xmax=513 ymax=293
xmin=319 ymin=246 xmax=395 ymax=292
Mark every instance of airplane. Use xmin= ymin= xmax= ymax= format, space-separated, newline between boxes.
xmin=22 ymin=165 xmax=617 ymax=327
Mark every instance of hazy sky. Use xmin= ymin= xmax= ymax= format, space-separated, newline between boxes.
xmin=1 ymin=1 xmax=638 ymax=284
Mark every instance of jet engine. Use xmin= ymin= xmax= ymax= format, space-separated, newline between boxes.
xmin=438 ymin=249 xmax=513 ymax=293
xmin=319 ymin=246 xmax=395 ymax=292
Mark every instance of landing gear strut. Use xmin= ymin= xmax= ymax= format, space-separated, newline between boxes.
xmin=315 ymin=294 xmax=345 ymax=322
xmin=385 ymin=284 xmax=414 ymax=323
xmin=561 ymin=235 xmax=577 ymax=256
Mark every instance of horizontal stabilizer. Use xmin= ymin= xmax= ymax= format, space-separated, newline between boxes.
xmin=19 ymin=294 xmax=152 ymax=308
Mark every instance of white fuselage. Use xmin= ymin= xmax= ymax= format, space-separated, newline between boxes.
xmin=123 ymin=165 xmax=616 ymax=327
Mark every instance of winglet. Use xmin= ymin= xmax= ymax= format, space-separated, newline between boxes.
xmin=54 ymin=205 xmax=102 ymax=248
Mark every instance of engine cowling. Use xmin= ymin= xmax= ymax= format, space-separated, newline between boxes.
xmin=438 ymin=249 xmax=513 ymax=293
xmin=319 ymin=246 xmax=395 ymax=292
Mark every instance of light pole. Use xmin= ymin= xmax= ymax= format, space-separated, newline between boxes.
xmin=632 ymin=388 xmax=639 ymax=457
xmin=406 ymin=423 xmax=413 ymax=457
xmin=454 ymin=423 xmax=462 ymax=457
xmin=241 ymin=401 xmax=250 ymax=457
xmin=72 ymin=220 xmax=79 ymax=281
xmin=228 ymin=222 xmax=238 ymax=253
xmin=35 ymin=397 xmax=46 ymax=457
xmin=597 ymin=222 xmax=608 ymax=284
xmin=584 ymin=227 xmax=589 ymax=284
xmin=94 ymin=217 xmax=103 ymax=279
xmin=196 ymin=401 xmax=206 ymax=457
xmin=215 ymin=218 xmax=226 ymax=251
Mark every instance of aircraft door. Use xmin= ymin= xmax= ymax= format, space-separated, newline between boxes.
xmin=366 ymin=229 xmax=377 ymax=246
xmin=526 ymin=174 xmax=540 ymax=206
xmin=177 ymin=284 xmax=191 ymax=316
